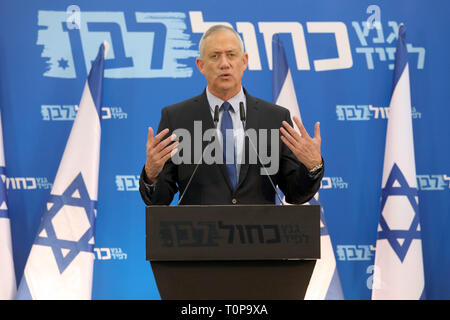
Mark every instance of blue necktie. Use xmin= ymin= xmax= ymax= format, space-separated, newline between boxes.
xmin=220 ymin=102 xmax=237 ymax=189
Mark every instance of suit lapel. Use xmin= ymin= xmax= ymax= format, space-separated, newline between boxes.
xmin=193 ymin=91 xmax=215 ymax=130
xmin=237 ymin=89 xmax=259 ymax=189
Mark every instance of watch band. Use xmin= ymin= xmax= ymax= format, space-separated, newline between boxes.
xmin=308 ymin=162 xmax=323 ymax=178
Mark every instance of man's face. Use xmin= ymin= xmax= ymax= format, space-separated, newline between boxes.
xmin=196 ymin=30 xmax=248 ymax=100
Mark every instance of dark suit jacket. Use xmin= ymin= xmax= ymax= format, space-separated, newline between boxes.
xmin=139 ymin=89 xmax=324 ymax=205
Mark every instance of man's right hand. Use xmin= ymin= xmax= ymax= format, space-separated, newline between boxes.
xmin=145 ymin=127 xmax=178 ymax=183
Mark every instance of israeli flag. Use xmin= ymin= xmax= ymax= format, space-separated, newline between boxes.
xmin=371 ymin=25 xmax=425 ymax=300
xmin=16 ymin=42 xmax=108 ymax=300
xmin=272 ymin=34 xmax=343 ymax=300
xmin=304 ymin=194 xmax=344 ymax=300
xmin=272 ymin=34 xmax=302 ymax=126
xmin=0 ymin=111 xmax=17 ymax=300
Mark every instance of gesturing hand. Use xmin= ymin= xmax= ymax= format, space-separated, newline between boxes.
xmin=280 ymin=116 xmax=322 ymax=170
xmin=145 ymin=127 xmax=178 ymax=183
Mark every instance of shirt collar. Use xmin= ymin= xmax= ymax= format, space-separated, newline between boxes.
xmin=206 ymin=87 xmax=246 ymax=113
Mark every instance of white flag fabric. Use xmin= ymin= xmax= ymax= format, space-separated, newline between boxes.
xmin=303 ymin=194 xmax=344 ymax=300
xmin=371 ymin=25 xmax=425 ymax=300
xmin=0 ymin=110 xmax=17 ymax=300
xmin=272 ymin=34 xmax=344 ymax=299
xmin=16 ymin=42 xmax=108 ymax=300
xmin=272 ymin=34 xmax=302 ymax=127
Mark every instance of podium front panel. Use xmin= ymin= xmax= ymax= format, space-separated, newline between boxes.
xmin=146 ymin=204 xmax=320 ymax=261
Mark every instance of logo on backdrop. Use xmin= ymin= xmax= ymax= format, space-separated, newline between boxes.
xmin=38 ymin=10 xmax=198 ymax=79
xmin=41 ymin=105 xmax=127 ymax=121
xmin=115 ymin=175 xmax=140 ymax=191
xmin=417 ymin=174 xmax=450 ymax=191
xmin=116 ymin=174 xmax=352 ymax=191
xmin=352 ymin=20 xmax=425 ymax=70
xmin=5 ymin=176 xmax=52 ymax=190
xmin=320 ymin=176 xmax=349 ymax=190
xmin=320 ymin=171 xmax=449 ymax=192
xmin=36 ymin=9 xmax=426 ymax=79
xmin=336 ymin=244 xmax=375 ymax=261
xmin=335 ymin=243 xmax=379 ymax=290
xmin=336 ymin=105 xmax=422 ymax=121
xmin=94 ymin=247 xmax=128 ymax=261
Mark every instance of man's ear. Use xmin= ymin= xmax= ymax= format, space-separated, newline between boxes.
xmin=196 ymin=57 xmax=204 ymax=74
xmin=242 ymin=52 xmax=249 ymax=71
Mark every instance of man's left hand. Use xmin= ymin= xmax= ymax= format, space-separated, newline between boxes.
xmin=280 ymin=116 xmax=322 ymax=170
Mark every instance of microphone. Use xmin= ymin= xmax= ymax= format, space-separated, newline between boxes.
xmin=178 ymin=105 xmax=219 ymax=205
xmin=239 ymin=101 xmax=245 ymax=122
xmin=214 ymin=103 xmax=219 ymax=123
xmin=239 ymin=102 xmax=284 ymax=205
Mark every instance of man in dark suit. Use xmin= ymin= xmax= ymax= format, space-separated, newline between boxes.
xmin=139 ymin=25 xmax=324 ymax=206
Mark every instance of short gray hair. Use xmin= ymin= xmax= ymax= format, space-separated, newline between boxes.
xmin=198 ymin=25 xmax=244 ymax=58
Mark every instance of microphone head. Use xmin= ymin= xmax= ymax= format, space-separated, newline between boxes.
xmin=214 ymin=105 xmax=219 ymax=123
xmin=239 ymin=102 xmax=246 ymax=121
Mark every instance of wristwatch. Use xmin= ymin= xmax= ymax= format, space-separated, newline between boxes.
xmin=148 ymin=182 xmax=157 ymax=194
xmin=308 ymin=162 xmax=323 ymax=178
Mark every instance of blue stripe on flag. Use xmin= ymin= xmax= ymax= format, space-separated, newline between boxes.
xmin=325 ymin=267 xmax=345 ymax=300
xmin=420 ymin=288 xmax=426 ymax=300
xmin=392 ymin=25 xmax=408 ymax=92
xmin=88 ymin=43 xmax=106 ymax=117
xmin=272 ymin=34 xmax=289 ymax=102
xmin=16 ymin=277 xmax=33 ymax=300
xmin=0 ymin=166 xmax=8 ymax=218
xmin=308 ymin=195 xmax=328 ymax=236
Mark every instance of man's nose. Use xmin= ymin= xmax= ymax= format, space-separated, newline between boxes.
xmin=218 ymin=54 xmax=231 ymax=68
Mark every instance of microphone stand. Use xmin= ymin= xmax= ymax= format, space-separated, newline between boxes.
xmin=177 ymin=105 xmax=220 ymax=205
xmin=239 ymin=102 xmax=284 ymax=205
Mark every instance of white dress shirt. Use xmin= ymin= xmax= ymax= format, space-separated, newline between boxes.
xmin=206 ymin=87 xmax=247 ymax=179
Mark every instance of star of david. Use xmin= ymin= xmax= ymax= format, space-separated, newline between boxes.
xmin=57 ymin=57 xmax=69 ymax=70
xmin=377 ymin=163 xmax=421 ymax=262
xmin=0 ymin=166 xmax=9 ymax=219
xmin=34 ymin=172 xmax=97 ymax=274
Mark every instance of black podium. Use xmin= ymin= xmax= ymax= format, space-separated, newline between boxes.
xmin=146 ymin=204 xmax=320 ymax=300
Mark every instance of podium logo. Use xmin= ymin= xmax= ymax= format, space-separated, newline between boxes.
xmin=159 ymin=220 xmax=310 ymax=247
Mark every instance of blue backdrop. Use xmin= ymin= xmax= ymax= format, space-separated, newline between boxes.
xmin=1 ymin=0 xmax=449 ymax=299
